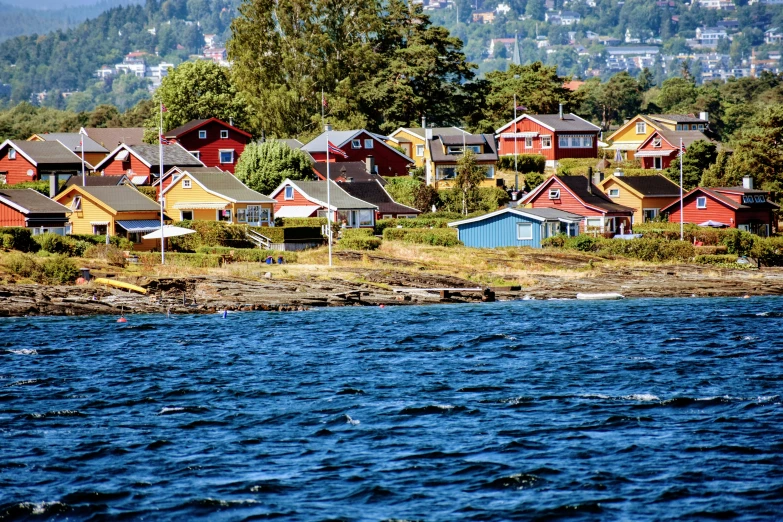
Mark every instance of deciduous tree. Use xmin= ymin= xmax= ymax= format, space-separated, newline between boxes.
xmin=453 ymin=149 xmax=487 ymax=215
xmin=234 ymin=141 xmax=314 ymax=195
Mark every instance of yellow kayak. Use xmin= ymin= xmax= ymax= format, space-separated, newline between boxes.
xmin=92 ymin=277 xmax=147 ymax=295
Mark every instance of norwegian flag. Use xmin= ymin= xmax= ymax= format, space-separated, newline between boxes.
xmin=160 ymin=102 xmax=168 ymax=113
xmin=322 ymin=92 xmax=328 ymax=109
xmin=327 ymin=141 xmax=348 ymax=158
xmin=160 ymin=134 xmax=173 ymax=145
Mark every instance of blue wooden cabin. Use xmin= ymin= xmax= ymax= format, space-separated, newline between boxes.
xmin=449 ymin=208 xmax=583 ymax=248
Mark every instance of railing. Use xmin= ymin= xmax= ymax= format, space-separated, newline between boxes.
xmin=245 ymin=229 xmax=272 ymax=249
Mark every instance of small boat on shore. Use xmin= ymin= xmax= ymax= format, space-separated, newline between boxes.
xmin=576 ymin=293 xmax=625 ymax=300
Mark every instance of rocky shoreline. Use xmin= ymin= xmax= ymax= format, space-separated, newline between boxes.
xmin=1 ymin=263 xmax=782 ymax=317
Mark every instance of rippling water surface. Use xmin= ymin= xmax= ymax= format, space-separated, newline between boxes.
xmin=1 ymin=297 xmax=783 ymax=521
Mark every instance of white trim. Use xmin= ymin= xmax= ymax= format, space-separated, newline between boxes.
xmin=608 ymin=188 xmax=620 ymax=198
xmin=182 ymin=179 xmax=192 ymax=189
xmin=448 ymin=207 xmax=582 ymax=227
xmin=634 ymin=150 xmax=675 ymax=157
xmin=94 ymin=144 xmax=151 ymax=170
xmin=180 ymin=210 xmax=194 ymax=220
xmin=199 ymin=130 xmax=207 ymax=139
xmin=0 ymin=195 xmax=30 ymax=214
xmin=494 ymin=113 xmax=600 ymax=135
xmin=218 ymin=149 xmax=235 ymax=164
xmin=220 ymin=130 xmax=229 ymax=139
xmin=160 ymin=170 xmax=272 ymax=204
xmin=520 ymin=176 xmax=617 ymax=215
xmin=696 ymin=196 xmax=707 ymax=209
xmin=0 ymin=140 xmax=37 ymax=166
xmin=269 ymin=179 xmax=377 ymax=211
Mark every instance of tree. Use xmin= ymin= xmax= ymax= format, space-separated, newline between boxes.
xmin=637 ymin=68 xmax=654 ymax=92
xmin=234 ymin=141 xmax=314 ymax=195
xmin=452 ymin=149 xmax=487 ymax=215
xmin=665 ymin=140 xmax=718 ymax=191
xmin=700 ymin=149 xmax=734 ymax=187
xmin=146 ymin=60 xmax=246 ymax=142
xmin=656 ymin=77 xmax=698 ymax=112
xmin=721 ymin=106 xmax=783 ymax=190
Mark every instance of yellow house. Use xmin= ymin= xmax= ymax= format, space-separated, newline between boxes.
xmin=597 ymin=174 xmax=681 ymax=224
xmin=604 ymin=115 xmax=660 ymax=162
xmin=161 ymin=169 xmax=275 ymax=226
xmin=54 ymin=184 xmax=166 ymax=251
xmin=386 ymin=126 xmax=467 ymax=169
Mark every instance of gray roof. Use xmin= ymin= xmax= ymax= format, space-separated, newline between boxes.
xmin=186 ymin=171 xmax=274 ymax=203
xmin=518 ymin=208 xmax=584 ymax=220
xmin=302 ymin=130 xmax=363 ymax=152
xmin=338 ymin=180 xmax=420 ymax=215
xmin=400 ymin=127 xmax=467 ymax=139
xmin=11 ymin=141 xmax=82 ymax=165
xmin=525 ymin=114 xmax=600 ymax=132
xmin=34 ymin=133 xmax=108 ymax=154
xmin=313 ymin=162 xmax=387 ymax=185
xmin=65 ymin=175 xmax=128 ymax=188
xmin=79 ymin=186 xmax=160 ymax=213
xmin=0 ymin=189 xmax=70 ymax=214
xmin=270 ymin=138 xmax=304 ymax=150
xmin=129 ymin=144 xmax=203 ymax=167
xmin=614 ymin=174 xmax=681 ymax=196
xmin=648 ymin=114 xmax=708 ymax=124
xmin=288 ymin=180 xmax=377 ymax=209
xmin=429 ymin=134 xmax=499 ymax=163
xmin=85 ymin=128 xmax=145 ymax=148
xmin=655 ymin=129 xmax=711 ymax=148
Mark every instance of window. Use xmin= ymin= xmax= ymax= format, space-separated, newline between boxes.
xmin=382 ymin=214 xmax=393 ymax=219
xmin=237 ymin=208 xmax=246 ymax=222
xmin=586 ymin=217 xmax=603 ymax=230
xmin=436 ymin=166 xmax=457 ymax=179
xmin=92 ymin=224 xmax=107 ymax=235
xmin=558 ymin=135 xmax=592 ymax=148
xmin=358 ymin=209 xmax=374 ymax=227
xmin=676 ymin=125 xmax=682 ymax=131
xmin=754 ymin=195 xmax=766 ymax=203
xmin=485 ymin=166 xmax=495 ymax=178
xmin=246 ymin=205 xmax=260 ymax=223
xmin=743 ymin=195 xmax=754 ymax=204
xmin=691 ymin=124 xmax=698 ymax=130
xmin=467 ymin=145 xmax=481 ymax=153
xmin=180 ymin=210 xmax=193 ymax=221
xmin=0 ymin=173 xmax=6 ymax=184
xmin=559 ymin=136 xmax=569 ymax=148
xmin=182 ymin=179 xmax=192 ymax=189
xmin=219 ymin=150 xmax=234 ymax=164
xmin=316 ymin=209 xmax=328 ymax=219
xmin=524 ymin=137 xmax=533 ymax=148
xmin=71 ymin=196 xmax=82 ymax=211
xmin=199 ymin=130 xmax=207 ymax=139
xmin=397 ymin=214 xmax=417 ymax=219
xmin=643 ymin=208 xmax=659 ymax=222
xmin=447 ymin=146 xmax=463 ymax=154
xmin=415 ymin=144 xmax=424 ymax=157
xmin=351 ymin=139 xmax=362 ymax=149
xmin=128 ymin=232 xmax=143 ymax=243
xmin=364 ymin=139 xmax=374 ymax=149
xmin=217 ymin=209 xmax=232 ymax=222
xmin=260 ymin=207 xmax=270 ymax=223
xmin=696 ymin=196 xmax=707 ymax=209
xmin=636 ymin=122 xmax=646 ymax=134
xmin=541 ymin=136 xmax=552 ymax=148
xmin=698 ymin=124 xmax=705 ymax=131
xmin=220 ymin=130 xmax=229 ymax=139
xmin=284 ymin=186 xmax=294 ymax=200
xmin=608 ymin=188 xmax=620 ymax=198
xmin=8 ymin=149 xmax=16 ymax=160
xmin=652 ymin=138 xmax=662 ymax=148
xmin=189 ymin=151 xmax=200 ymax=160
xmin=653 ymin=157 xmax=662 ymax=170
xmin=516 ymin=222 xmax=533 ymax=240
xmin=549 ymin=188 xmax=560 ymax=199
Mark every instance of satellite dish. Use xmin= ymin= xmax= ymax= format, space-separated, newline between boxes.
xmin=26 ymin=169 xmax=34 ymax=177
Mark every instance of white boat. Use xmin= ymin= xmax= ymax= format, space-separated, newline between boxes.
xmin=576 ymin=293 xmax=625 ymax=300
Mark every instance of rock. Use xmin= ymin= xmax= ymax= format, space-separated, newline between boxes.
xmin=264 ymin=272 xmax=272 ymax=279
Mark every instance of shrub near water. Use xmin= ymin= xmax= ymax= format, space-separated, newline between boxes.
xmin=0 ymin=227 xmax=39 ymax=253
xmin=42 ymin=255 xmax=79 ymax=284
xmin=3 ymin=252 xmax=43 ymax=279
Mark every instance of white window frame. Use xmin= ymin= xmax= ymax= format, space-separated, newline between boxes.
xmin=397 ymin=214 xmax=417 ymax=219
xmin=8 ymin=149 xmax=16 ymax=160
xmin=364 ymin=139 xmax=374 ymax=149
xmin=586 ymin=217 xmax=603 ymax=230
xmin=382 ymin=214 xmax=393 ymax=219
xmin=524 ymin=137 xmax=533 ymax=148
xmin=696 ymin=196 xmax=707 ymax=209
xmin=558 ymin=135 xmax=569 ymax=148
xmin=180 ymin=210 xmax=193 ymax=221
xmin=219 ymin=150 xmax=234 ymax=164
xmin=636 ymin=122 xmax=646 ymax=134
xmin=198 ymin=130 xmax=207 ymax=139
xmin=549 ymin=188 xmax=560 ymax=200
xmin=237 ymin=208 xmax=246 ymax=222
xmin=415 ymin=144 xmax=424 ymax=157
xmin=642 ymin=208 xmax=659 ymax=222
xmin=284 ymin=186 xmax=294 ymax=200
xmin=220 ymin=130 xmax=229 ymax=139
xmin=246 ymin=205 xmax=261 ymax=223
xmin=608 ymin=188 xmax=620 ymax=198
xmin=71 ymin=196 xmax=82 ymax=211
xmin=541 ymin=136 xmax=552 ymax=148
xmin=182 ymin=179 xmax=192 ymax=189
xmin=653 ymin=157 xmax=662 ymax=170
xmin=447 ymin=146 xmax=464 ymax=154
xmin=358 ymin=209 xmax=374 ymax=227
xmin=351 ymin=139 xmax=362 ymax=149
xmin=516 ymin=222 xmax=533 ymax=240
xmin=652 ymin=138 xmax=662 ymax=148
xmin=216 ymin=209 xmax=232 ymax=222
xmin=189 ymin=150 xmax=200 ymax=160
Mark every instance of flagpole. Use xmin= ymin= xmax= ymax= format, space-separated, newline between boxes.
xmin=159 ymin=102 xmax=165 ymax=265
xmin=325 ymin=124 xmax=333 ymax=267
xmin=679 ymin=137 xmax=684 ymax=242
xmin=513 ymin=94 xmax=518 ymax=190
xmin=79 ymin=128 xmax=86 ymax=186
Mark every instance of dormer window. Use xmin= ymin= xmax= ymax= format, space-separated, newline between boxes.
xmin=447 ymin=146 xmax=463 ymax=154
xmin=549 ymin=188 xmax=560 ymax=200
xmin=199 ymin=130 xmax=207 ymax=139
xmin=743 ymin=195 xmax=754 ymax=204
xmin=754 ymin=195 xmax=765 ymax=203
xmin=608 ymin=188 xmax=620 ymax=198
xmin=284 ymin=186 xmax=294 ymax=200
xmin=636 ymin=122 xmax=646 ymax=134
xmin=183 ymin=179 xmax=192 ymax=189
xmin=8 ymin=149 xmax=16 ymax=160
xmin=364 ymin=139 xmax=374 ymax=149
xmin=71 ymin=196 xmax=82 ymax=211
xmin=220 ymin=130 xmax=228 ymax=139
xmin=351 ymin=139 xmax=361 ymax=149
xmin=652 ymin=138 xmax=662 ymax=148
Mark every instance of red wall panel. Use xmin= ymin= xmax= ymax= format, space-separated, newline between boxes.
xmin=0 ymin=149 xmax=38 ymax=184
xmin=309 ymin=132 xmax=411 ymax=177
xmin=0 ymin=204 xmax=26 ymax=226
xmin=173 ymin=121 xmax=250 ymax=174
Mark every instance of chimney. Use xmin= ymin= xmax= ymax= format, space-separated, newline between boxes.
xmin=743 ymin=176 xmax=753 ymax=190
xmin=586 ymin=174 xmax=592 ymax=195
xmin=699 ymin=111 xmax=709 ymax=122
xmin=559 ymin=103 xmax=564 ymax=119
xmin=365 ymin=156 xmax=375 ymax=174
xmin=421 ymin=116 xmax=426 ymax=129
xmin=340 ymin=165 xmax=347 ymax=179
xmin=347 ymin=177 xmax=353 ymax=183
xmin=49 ymin=174 xmax=58 ymax=198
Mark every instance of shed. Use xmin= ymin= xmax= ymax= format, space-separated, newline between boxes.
xmin=449 ymin=207 xmax=583 ymax=248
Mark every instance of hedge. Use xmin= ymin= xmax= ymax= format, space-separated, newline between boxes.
xmin=195 ymin=246 xmax=298 ymax=263
xmin=695 ymin=254 xmax=743 ymax=265
xmin=252 ymin=226 xmax=323 ymax=243
xmin=633 ymin=223 xmax=758 ymax=255
xmin=374 ymin=217 xmax=453 ymax=234
xmin=543 ymin=234 xmax=695 ymax=262
xmin=497 ymin=154 xmax=546 ymax=173
xmin=382 ymin=227 xmax=462 ymax=247
xmin=136 ymin=252 xmax=223 ymax=268
xmin=338 ymin=233 xmax=382 ymax=250
xmin=752 ymin=236 xmax=783 ymax=266
xmin=277 ymin=217 xmax=328 ymax=227
xmin=2 ymin=252 xmax=78 ymax=283
xmin=169 ymin=221 xmax=255 ymax=251
xmin=0 ymin=227 xmax=39 ymax=253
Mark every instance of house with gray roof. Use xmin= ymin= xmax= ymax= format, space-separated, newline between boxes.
xmin=426 ymin=132 xmax=500 ymax=188
xmin=0 ymin=188 xmax=71 ymax=235
xmin=269 ymin=179 xmax=377 ymax=228
xmin=28 ymin=132 xmax=109 ymax=168
xmin=93 ymin=142 xmax=204 ymax=185
xmin=302 ymin=129 xmax=413 ymax=177
xmin=0 ymin=139 xmax=86 ymax=186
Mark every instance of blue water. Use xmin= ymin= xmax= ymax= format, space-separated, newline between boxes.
xmin=1 ymin=298 xmax=783 ymax=521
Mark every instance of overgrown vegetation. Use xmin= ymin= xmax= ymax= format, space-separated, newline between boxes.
xmin=382 ymin=227 xmax=462 ymax=247
xmin=338 ymin=229 xmax=381 ymax=251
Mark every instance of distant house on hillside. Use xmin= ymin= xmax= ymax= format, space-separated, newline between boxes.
xmin=426 ymin=132 xmax=499 ymax=188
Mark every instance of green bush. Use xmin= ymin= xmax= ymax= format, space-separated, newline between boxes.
xmin=84 ymin=244 xmax=127 ymax=267
xmin=338 ymin=235 xmax=382 ymax=250
xmin=695 ymin=254 xmax=743 ymax=265
xmin=524 ymin=171 xmax=545 ymax=191
xmin=383 ymin=176 xmax=421 ymax=207
xmin=751 ymin=237 xmax=783 ymax=266
xmin=3 ymin=252 xmax=43 ymax=279
xmin=168 ymin=221 xmax=255 ymax=251
xmin=68 ymin=234 xmax=134 ymax=251
xmin=720 ymin=229 xmax=756 ymax=256
xmin=568 ymin=234 xmax=600 ymax=252
xmin=0 ymin=180 xmax=54 ymax=196
xmin=195 ymin=246 xmax=298 ymax=263
xmin=42 ymin=255 xmax=79 ymax=284
xmin=33 ymin=233 xmax=69 ymax=254
xmin=341 ymin=228 xmax=375 ymax=239
xmin=136 ymin=252 xmax=223 ymax=268
xmin=374 ymin=217 xmax=453 ymax=234
xmin=279 ymin=217 xmax=328 ymax=227
xmin=0 ymin=227 xmax=39 ymax=253
xmin=382 ymin=227 xmax=462 ymax=247
xmin=594 ymin=238 xmax=695 ymax=262
xmin=497 ymin=154 xmax=546 ymax=173
xmin=136 ymin=186 xmax=157 ymax=200
xmin=541 ymin=234 xmax=567 ymax=248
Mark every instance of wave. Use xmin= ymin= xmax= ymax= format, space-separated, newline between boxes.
xmin=158 ymin=406 xmax=209 ymax=415
xmin=399 ymin=404 xmax=466 ymax=415
xmin=23 ymin=410 xmax=85 ymax=419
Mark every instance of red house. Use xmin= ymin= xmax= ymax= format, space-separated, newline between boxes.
xmin=270 ymin=179 xmax=377 ymax=227
xmin=661 ymin=177 xmax=779 ymax=236
xmin=0 ymin=140 xmax=84 ymax=185
xmin=301 ymin=130 xmax=413 ymax=177
xmin=94 ymin=143 xmax=204 ymax=185
xmin=495 ymin=110 xmax=600 ymax=168
xmin=163 ymin=118 xmax=253 ymax=174
xmin=635 ymin=129 xmax=711 ymax=170
xmin=523 ymin=174 xmax=635 ymax=233
xmin=0 ymin=188 xmax=71 ymax=234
